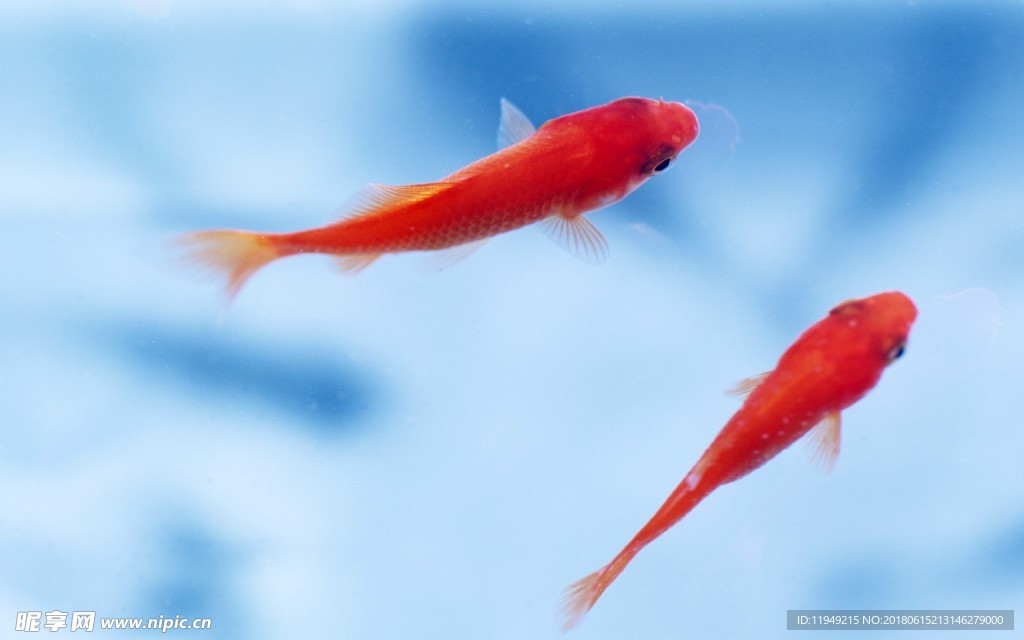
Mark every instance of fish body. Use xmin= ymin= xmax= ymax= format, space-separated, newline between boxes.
xmin=561 ymin=291 xmax=918 ymax=630
xmin=179 ymin=97 xmax=699 ymax=299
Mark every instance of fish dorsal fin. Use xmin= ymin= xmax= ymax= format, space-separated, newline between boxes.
xmin=497 ymin=98 xmax=537 ymax=150
xmin=336 ymin=182 xmax=455 ymax=222
xmin=726 ymin=371 xmax=772 ymax=399
xmin=541 ymin=213 xmax=608 ymax=264
xmin=805 ymin=411 xmax=842 ymax=472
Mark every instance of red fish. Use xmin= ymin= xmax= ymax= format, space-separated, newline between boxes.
xmin=178 ymin=97 xmax=699 ymax=299
xmin=561 ymin=291 xmax=918 ymax=630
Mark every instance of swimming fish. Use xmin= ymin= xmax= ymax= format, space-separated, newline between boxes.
xmin=560 ymin=291 xmax=918 ymax=630
xmin=178 ymin=97 xmax=699 ymax=299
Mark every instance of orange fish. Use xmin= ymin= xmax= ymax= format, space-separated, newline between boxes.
xmin=178 ymin=97 xmax=699 ymax=299
xmin=561 ymin=291 xmax=918 ymax=630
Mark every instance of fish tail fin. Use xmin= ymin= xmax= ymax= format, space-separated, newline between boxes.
xmin=559 ymin=548 xmax=636 ymax=631
xmin=176 ymin=230 xmax=281 ymax=301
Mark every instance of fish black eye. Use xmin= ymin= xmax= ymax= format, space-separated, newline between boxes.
xmin=653 ymin=158 xmax=672 ymax=173
xmin=887 ymin=342 xmax=906 ymax=363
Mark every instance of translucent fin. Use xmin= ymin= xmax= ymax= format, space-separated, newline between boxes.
xmin=175 ymin=230 xmax=279 ymax=302
xmin=829 ymin=298 xmax=864 ymax=317
xmin=541 ymin=214 xmax=608 ymax=264
xmin=429 ymin=238 xmax=488 ymax=271
xmin=560 ymin=551 xmax=634 ymax=631
xmin=726 ymin=371 xmax=772 ymax=398
xmin=805 ymin=411 xmax=842 ymax=472
xmin=336 ymin=182 xmax=455 ymax=222
xmin=334 ymin=253 xmax=381 ymax=275
xmin=497 ymin=98 xmax=537 ymax=150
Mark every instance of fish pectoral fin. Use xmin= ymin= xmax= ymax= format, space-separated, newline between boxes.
xmin=429 ymin=238 xmax=489 ymax=271
xmin=726 ymin=371 xmax=772 ymax=399
xmin=804 ymin=411 xmax=842 ymax=472
xmin=541 ymin=213 xmax=608 ymax=264
xmin=334 ymin=253 xmax=382 ymax=275
xmin=334 ymin=182 xmax=456 ymax=222
xmin=497 ymin=98 xmax=537 ymax=150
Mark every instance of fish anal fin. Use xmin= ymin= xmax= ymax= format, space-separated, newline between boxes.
xmin=541 ymin=213 xmax=608 ymax=264
xmin=497 ymin=98 xmax=537 ymax=150
xmin=334 ymin=253 xmax=381 ymax=275
xmin=726 ymin=371 xmax=772 ymax=399
xmin=335 ymin=182 xmax=455 ymax=223
xmin=805 ymin=411 xmax=842 ymax=472
xmin=429 ymin=238 xmax=488 ymax=271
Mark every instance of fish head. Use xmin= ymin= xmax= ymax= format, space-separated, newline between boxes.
xmin=533 ymin=97 xmax=699 ymax=214
xmin=564 ymin=97 xmax=699 ymax=208
xmin=829 ymin=291 xmax=918 ymax=367
xmin=614 ymin=97 xmax=700 ymax=180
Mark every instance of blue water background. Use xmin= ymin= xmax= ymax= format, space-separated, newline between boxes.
xmin=2 ymin=1 xmax=1022 ymax=638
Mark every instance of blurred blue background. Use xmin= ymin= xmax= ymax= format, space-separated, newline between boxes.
xmin=2 ymin=1 xmax=1022 ymax=637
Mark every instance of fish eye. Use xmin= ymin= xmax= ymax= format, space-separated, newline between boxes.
xmin=887 ymin=342 xmax=906 ymax=363
xmin=653 ymin=158 xmax=672 ymax=173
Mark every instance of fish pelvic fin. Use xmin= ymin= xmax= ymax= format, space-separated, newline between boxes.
xmin=176 ymin=229 xmax=280 ymax=302
xmin=542 ymin=213 xmax=608 ymax=264
xmin=805 ymin=411 xmax=842 ymax=472
xmin=559 ymin=549 xmax=636 ymax=632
